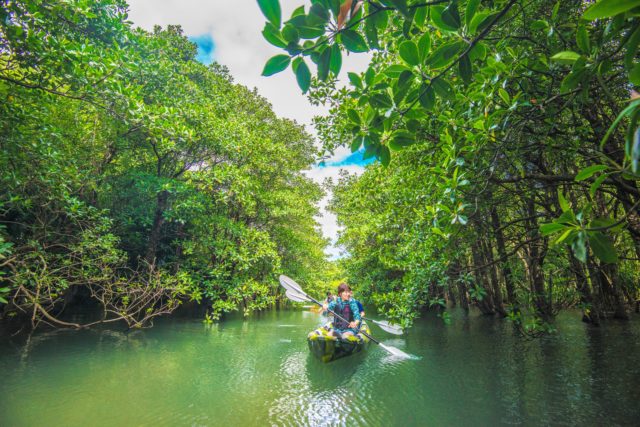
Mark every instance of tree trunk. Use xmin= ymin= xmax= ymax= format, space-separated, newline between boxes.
xmin=490 ymin=206 xmax=517 ymax=307
xmin=568 ymin=250 xmax=599 ymax=325
xmin=471 ymin=242 xmax=495 ymax=315
xmin=146 ymin=190 xmax=169 ymax=264
xmin=525 ymin=199 xmax=551 ymax=320
xmin=481 ymin=235 xmax=507 ymax=317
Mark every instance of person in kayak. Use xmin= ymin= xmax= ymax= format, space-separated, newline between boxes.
xmin=325 ymin=291 xmax=334 ymax=304
xmin=322 ymin=283 xmax=361 ymax=338
xmin=349 ymin=289 xmax=365 ymax=318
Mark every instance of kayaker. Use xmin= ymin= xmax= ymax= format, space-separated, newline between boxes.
xmin=322 ymin=283 xmax=361 ymax=338
xmin=349 ymin=289 xmax=365 ymax=318
xmin=325 ymin=291 xmax=334 ymax=304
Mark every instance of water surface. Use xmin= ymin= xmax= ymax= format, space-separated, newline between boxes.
xmin=1 ymin=309 xmax=639 ymax=426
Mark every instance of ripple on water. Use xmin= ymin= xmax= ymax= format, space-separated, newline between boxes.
xmin=1 ymin=309 xmax=639 ymax=426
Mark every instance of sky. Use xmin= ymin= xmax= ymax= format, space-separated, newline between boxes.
xmin=126 ymin=0 xmax=372 ymax=258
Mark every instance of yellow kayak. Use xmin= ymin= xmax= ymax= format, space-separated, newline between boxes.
xmin=307 ymin=321 xmax=371 ymax=362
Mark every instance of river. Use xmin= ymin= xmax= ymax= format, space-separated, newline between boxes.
xmin=1 ymin=308 xmax=639 ymax=426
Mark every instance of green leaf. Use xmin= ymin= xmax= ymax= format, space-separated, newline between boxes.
xmin=328 ymin=0 xmax=341 ymax=17
xmin=630 ymin=63 xmax=640 ymax=85
xmin=441 ymin=1 xmax=461 ymax=30
xmin=431 ymin=6 xmax=459 ymax=32
xmin=469 ymin=42 xmax=487 ymax=62
xmin=560 ymin=68 xmax=587 ymax=93
xmin=262 ymin=23 xmax=287 ymax=48
xmin=257 ymin=0 xmax=282 ymax=28
xmin=341 ymin=30 xmax=368 ymax=53
xmin=414 ymin=6 xmax=427 ymax=28
xmin=555 ymin=228 xmax=575 ymax=245
xmin=474 ymin=11 xmax=500 ymax=34
xmin=498 ymin=88 xmax=510 ymax=104
xmin=348 ymin=72 xmax=363 ymax=88
xmin=295 ymin=59 xmax=311 ymax=93
xmin=399 ymin=41 xmax=420 ymax=66
xmin=632 ymin=126 xmax=640 ymax=173
xmin=351 ymin=135 xmax=364 ymax=153
xmin=583 ymin=0 xmax=640 ymax=20
xmin=589 ymin=232 xmax=618 ymax=263
xmin=374 ymin=9 xmax=390 ymax=31
xmin=347 ymin=108 xmax=360 ymax=124
xmin=364 ymin=17 xmax=380 ymax=49
xmin=576 ymin=25 xmax=591 ymax=53
xmin=624 ymin=27 xmax=640 ymax=69
xmin=575 ymin=165 xmax=608 ymax=181
xmin=540 ymin=223 xmax=566 ymax=236
xmin=383 ymin=64 xmax=411 ymax=78
xmin=530 ymin=19 xmax=549 ymax=30
xmin=370 ymin=92 xmax=393 ymax=109
xmin=558 ymin=190 xmax=570 ymax=212
xmin=282 ymin=24 xmax=299 ymax=43
xmin=262 ymin=54 xmax=290 ymax=76
xmin=308 ymin=2 xmax=330 ymax=26
xmin=589 ymin=217 xmax=617 ymax=229
xmin=590 ymin=173 xmax=609 ymax=197
xmin=432 ymin=78 xmax=454 ymax=101
xmin=329 ymin=43 xmax=342 ymax=75
xmin=418 ymin=32 xmax=431 ymax=62
xmin=378 ymin=145 xmax=391 ymax=167
xmin=291 ymin=5 xmax=305 ymax=18
xmin=393 ymin=70 xmax=413 ymax=104
xmin=363 ymin=144 xmax=377 ymax=160
xmin=459 ymin=54 xmax=472 ymax=85
xmin=551 ymin=51 xmax=582 ymax=64
xmin=388 ymin=130 xmax=415 ymax=151
xmin=317 ymin=47 xmax=331 ymax=81
xmin=288 ymin=15 xmax=325 ymax=39
xmin=382 ymin=0 xmax=410 ymax=18
xmin=419 ymin=86 xmax=436 ymax=110
xmin=571 ymin=231 xmax=587 ymax=262
xmin=427 ymin=41 xmax=465 ymax=69
xmin=465 ymin=0 xmax=481 ymax=26
xmin=468 ymin=11 xmax=491 ymax=34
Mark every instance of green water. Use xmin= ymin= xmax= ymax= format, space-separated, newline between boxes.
xmin=1 ymin=308 xmax=639 ymax=426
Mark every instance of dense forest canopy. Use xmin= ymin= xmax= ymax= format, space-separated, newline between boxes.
xmin=0 ymin=0 xmax=330 ymax=329
xmin=259 ymin=0 xmax=640 ymax=333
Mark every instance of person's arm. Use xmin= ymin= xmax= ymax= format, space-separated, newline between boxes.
xmin=349 ymin=299 xmax=361 ymax=327
xmin=323 ymin=299 xmax=336 ymax=313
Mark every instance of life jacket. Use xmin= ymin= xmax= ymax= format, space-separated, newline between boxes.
xmin=333 ymin=299 xmax=354 ymax=330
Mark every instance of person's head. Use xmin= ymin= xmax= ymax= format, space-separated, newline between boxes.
xmin=337 ymin=283 xmax=351 ymax=301
xmin=326 ymin=291 xmax=332 ymax=297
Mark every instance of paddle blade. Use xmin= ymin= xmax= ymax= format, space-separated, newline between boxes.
xmin=379 ymin=343 xmax=413 ymax=359
xmin=373 ymin=319 xmax=404 ymax=335
xmin=279 ymin=275 xmax=304 ymax=293
xmin=285 ymin=289 xmax=309 ymax=303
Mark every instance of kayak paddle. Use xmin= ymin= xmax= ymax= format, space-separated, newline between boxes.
xmin=280 ymin=275 xmax=403 ymax=335
xmin=279 ymin=275 xmax=411 ymax=359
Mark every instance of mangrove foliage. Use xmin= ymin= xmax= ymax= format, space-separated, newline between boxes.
xmin=0 ymin=0 xmax=329 ymax=329
xmin=259 ymin=0 xmax=640 ymax=333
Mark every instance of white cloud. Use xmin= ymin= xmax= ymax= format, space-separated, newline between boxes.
xmin=126 ymin=0 xmax=371 ymax=257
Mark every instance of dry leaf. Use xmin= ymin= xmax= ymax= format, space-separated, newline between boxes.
xmin=630 ymin=89 xmax=640 ymax=101
xmin=338 ymin=0 xmax=353 ymax=30
xmin=353 ymin=1 xmax=363 ymax=16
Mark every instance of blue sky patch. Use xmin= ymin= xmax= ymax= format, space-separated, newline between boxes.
xmin=190 ymin=34 xmax=215 ymax=65
xmin=318 ymin=149 xmax=375 ymax=168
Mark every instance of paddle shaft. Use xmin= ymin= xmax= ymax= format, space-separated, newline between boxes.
xmin=304 ymin=294 xmax=381 ymax=345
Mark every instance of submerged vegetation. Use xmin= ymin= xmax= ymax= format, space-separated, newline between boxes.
xmin=259 ymin=0 xmax=640 ymax=333
xmin=0 ymin=0 xmax=329 ymax=329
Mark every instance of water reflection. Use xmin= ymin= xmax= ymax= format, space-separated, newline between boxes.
xmin=0 ymin=309 xmax=639 ymax=426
